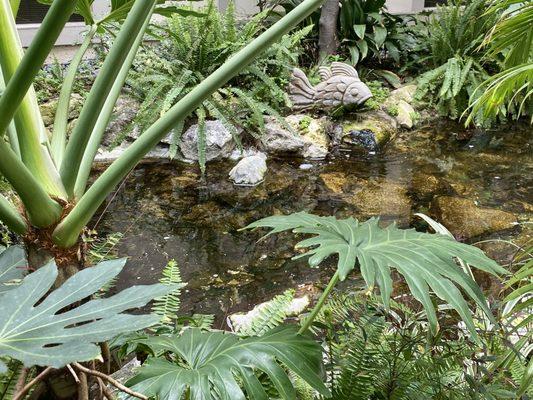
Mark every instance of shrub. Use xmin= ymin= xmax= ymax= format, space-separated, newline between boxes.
xmin=411 ymin=0 xmax=503 ymax=125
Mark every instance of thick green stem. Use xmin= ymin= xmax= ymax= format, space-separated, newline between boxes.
xmin=0 ymin=0 xmax=71 ymax=198
xmin=0 ymin=0 xmax=77 ymax=137
xmin=60 ymin=0 xmax=158 ymax=197
xmin=0 ymin=193 xmax=27 ymax=235
xmin=52 ymin=0 xmax=325 ymax=247
xmin=0 ymin=140 xmax=62 ymax=228
xmin=73 ymin=15 xmax=151 ymax=200
xmin=298 ymin=271 xmax=340 ymax=334
xmin=0 ymin=69 xmax=20 ymax=158
xmin=51 ymin=25 xmax=97 ymax=166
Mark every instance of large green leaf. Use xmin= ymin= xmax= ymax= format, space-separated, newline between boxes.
xmin=245 ymin=212 xmax=507 ymax=337
xmin=126 ymin=326 xmax=330 ymax=400
xmin=0 ymin=257 xmax=176 ymax=372
xmin=0 ymin=245 xmax=26 ymax=294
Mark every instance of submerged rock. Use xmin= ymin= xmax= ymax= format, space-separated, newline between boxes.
xmin=346 ymin=180 xmax=412 ymax=223
xmin=431 ymin=196 xmax=517 ymax=239
xmin=339 ymin=110 xmax=397 ymax=151
xmin=229 ymin=153 xmax=268 ymax=186
xmin=180 ymin=120 xmax=236 ymax=161
xmin=320 ymin=171 xmax=348 ymax=194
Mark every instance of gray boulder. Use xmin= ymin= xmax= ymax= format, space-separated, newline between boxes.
xmin=180 ymin=120 xmax=236 ymax=161
xmin=229 ymin=153 xmax=267 ymax=186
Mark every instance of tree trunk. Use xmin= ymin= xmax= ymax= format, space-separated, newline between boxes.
xmin=318 ymin=0 xmax=340 ymax=61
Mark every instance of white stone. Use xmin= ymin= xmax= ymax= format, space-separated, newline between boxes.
xmin=229 ymin=153 xmax=267 ymax=186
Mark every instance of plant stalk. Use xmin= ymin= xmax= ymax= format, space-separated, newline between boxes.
xmin=60 ymin=0 xmax=158 ymax=197
xmin=52 ymin=0 xmax=326 ymax=247
xmin=0 ymin=193 xmax=27 ymax=234
xmin=73 ymin=13 xmax=152 ymax=199
xmin=51 ymin=25 xmax=98 ymax=167
xmin=0 ymin=0 xmax=72 ymax=198
xmin=0 ymin=0 xmax=77 ymax=136
xmin=0 ymin=139 xmax=62 ymax=228
xmin=298 ymin=270 xmax=340 ymax=334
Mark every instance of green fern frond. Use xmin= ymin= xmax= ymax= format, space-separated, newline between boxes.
xmin=229 ymin=289 xmax=300 ymax=336
xmin=152 ymin=260 xmax=186 ymax=327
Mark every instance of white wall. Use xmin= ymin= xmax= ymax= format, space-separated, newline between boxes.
xmin=18 ymin=0 xmax=427 ymax=49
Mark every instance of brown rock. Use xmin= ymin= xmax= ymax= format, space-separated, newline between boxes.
xmin=320 ymin=172 xmax=347 ymax=194
xmin=431 ymin=196 xmax=517 ymax=239
xmin=346 ymin=180 xmax=412 ymax=223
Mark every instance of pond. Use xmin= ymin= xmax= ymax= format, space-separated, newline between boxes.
xmin=95 ymin=120 xmax=532 ymax=325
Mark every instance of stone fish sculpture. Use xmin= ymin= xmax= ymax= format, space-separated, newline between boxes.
xmin=289 ymin=62 xmax=372 ymax=110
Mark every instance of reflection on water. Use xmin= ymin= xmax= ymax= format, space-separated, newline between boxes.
xmin=95 ymin=120 xmax=532 ymax=322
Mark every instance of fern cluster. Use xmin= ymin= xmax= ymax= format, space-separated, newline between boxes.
xmin=127 ymin=1 xmax=311 ymax=169
xmin=307 ymin=292 xmax=527 ymax=400
xmin=411 ymin=0 xmax=504 ymax=125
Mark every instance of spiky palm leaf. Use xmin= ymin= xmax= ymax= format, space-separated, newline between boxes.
xmin=126 ymin=325 xmax=330 ymax=400
xmin=245 ymin=212 xmax=507 ymax=337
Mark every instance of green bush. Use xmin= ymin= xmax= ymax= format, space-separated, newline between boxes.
xmin=128 ymin=1 xmax=311 ymax=165
xmin=411 ymin=0 xmax=503 ymax=125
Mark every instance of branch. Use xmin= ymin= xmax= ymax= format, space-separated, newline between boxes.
xmin=72 ymin=363 xmax=148 ymax=400
xmin=12 ymin=367 xmax=53 ymax=400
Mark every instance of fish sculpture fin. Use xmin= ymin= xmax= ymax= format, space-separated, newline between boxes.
xmin=318 ymin=66 xmax=332 ymax=81
xmin=289 ymin=67 xmax=316 ymax=110
xmin=331 ymin=62 xmax=361 ymax=80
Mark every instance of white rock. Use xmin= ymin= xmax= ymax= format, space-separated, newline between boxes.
xmin=180 ymin=120 xmax=236 ymax=161
xmin=229 ymin=153 xmax=267 ymax=186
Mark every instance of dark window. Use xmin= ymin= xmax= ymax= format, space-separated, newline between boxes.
xmin=16 ymin=0 xmax=83 ymax=24
xmin=424 ymin=0 xmax=448 ymax=6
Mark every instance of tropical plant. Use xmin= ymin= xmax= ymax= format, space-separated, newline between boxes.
xmin=126 ymin=326 xmax=330 ymax=400
xmin=244 ymin=212 xmax=507 ymax=338
xmin=127 ymin=1 xmax=312 ymax=165
xmin=338 ymin=0 xmax=404 ymax=66
xmin=0 ymin=246 xmax=175 ymax=375
xmin=466 ymin=0 xmax=533 ymax=124
xmin=411 ymin=0 xmax=501 ymax=123
xmin=266 ymin=0 xmax=410 ymax=67
xmin=311 ymin=291 xmax=522 ymax=400
xmin=0 ymin=0 xmax=327 ymax=397
xmin=0 ymin=0 xmax=324 ymax=253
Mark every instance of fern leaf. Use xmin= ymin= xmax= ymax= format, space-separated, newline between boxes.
xmin=229 ymin=290 xmax=303 ymax=336
xmin=152 ymin=260 xmax=186 ymax=327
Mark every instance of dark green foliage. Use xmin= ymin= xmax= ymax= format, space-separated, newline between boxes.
xmin=313 ymin=293 xmax=522 ymax=400
xmin=126 ymin=326 xmax=330 ymax=400
xmin=128 ymin=1 xmax=311 ymax=166
xmin=338 ymin=0 xmax=405 ymax=66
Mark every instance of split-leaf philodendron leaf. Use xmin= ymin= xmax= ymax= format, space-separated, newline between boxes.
xmin=0 ymin=250 xmax=177 ymax=373
xmin=245 ymin=212 xmax=508 ymax=337
xmin=126 ymin=325 xmax=330 ymax=400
